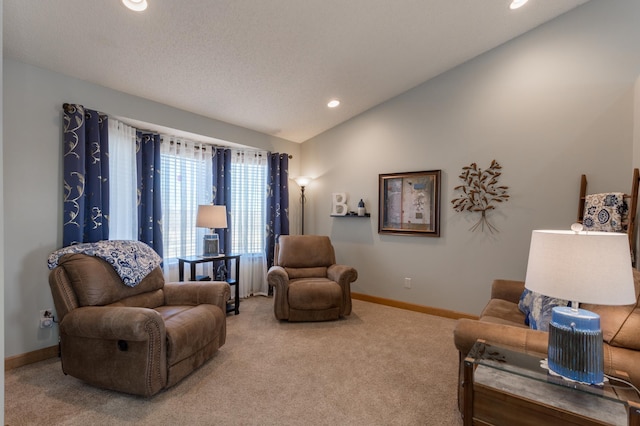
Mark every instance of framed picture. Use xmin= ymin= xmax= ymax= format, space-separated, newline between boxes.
xmin=378 ymin=170 xmax=441 ymax=237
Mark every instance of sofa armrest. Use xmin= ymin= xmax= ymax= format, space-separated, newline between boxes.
xmin=604 ymin=344 xmax=640 ymax=390
xmin=60 ymin=306 xmax=166 ymax=341
xmin=491 ymin=279 xmax=526 ymax=303
xmin=164 ymin=281 xmax=230 ymax=311
xmin=453 ymin=318 xmax=548 ymax=358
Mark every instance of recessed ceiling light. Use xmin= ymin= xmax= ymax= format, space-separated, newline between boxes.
xmin=327 ymin=99 xmax=340 ymax=108
xmin=122 ymin=0 xmax=148 ymax=12
xmin=509 ymin=0 xmax=528 ymax=10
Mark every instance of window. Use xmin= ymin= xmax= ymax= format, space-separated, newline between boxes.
xmin=158 ymin=142 xmax=268 ymax=260
xmin=106 ymin=125 xmax=270 ymax=295
xmin=107 ymin=128 xmax=269 ymax=258
xmin=159 ymin=138 xmax=212 ymax=259
xmin=230 ymin=152 xmax=268 ymax=254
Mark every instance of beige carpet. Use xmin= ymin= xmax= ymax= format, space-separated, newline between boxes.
xmin=5 ymin=297 xmax=463 ymax=425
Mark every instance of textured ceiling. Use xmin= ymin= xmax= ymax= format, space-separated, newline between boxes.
xmin=4 ymin=0 xmax=589 ymax=143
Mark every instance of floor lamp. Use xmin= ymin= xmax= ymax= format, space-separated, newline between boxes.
xmin=294 ymin=176 xmax=312 ymax=234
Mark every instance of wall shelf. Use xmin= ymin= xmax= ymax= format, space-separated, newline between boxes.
xmin=330 ymin=213 xmax=371 ymax=218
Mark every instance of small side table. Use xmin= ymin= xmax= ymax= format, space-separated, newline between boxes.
xmin=177 ymin=254 xmax=240 ymax=315
xmin=463 ymin=340 xmax=640 ymax=426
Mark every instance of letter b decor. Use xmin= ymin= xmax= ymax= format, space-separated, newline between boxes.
xmin=331 ymin=193 xmax=348 ymax=216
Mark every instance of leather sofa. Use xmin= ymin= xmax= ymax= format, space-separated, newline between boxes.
xmin=267 ymin=235 xmax=358 ymax=321
xmin=48 ymin=253 xmax=230 ymax=397
xmin=453 ymin=269 xmax=640 ymax=409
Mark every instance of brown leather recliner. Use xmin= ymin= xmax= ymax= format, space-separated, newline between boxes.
xmin=453 ymin=269 xmax=640 ymax=411
xmin=48 ymin=253 xmax=230 ymax=397
xmin=267 ymin=235 xmax=358 ymax=321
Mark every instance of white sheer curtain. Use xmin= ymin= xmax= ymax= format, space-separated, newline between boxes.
xmin=107 ymin=119 xmax=137 ymax=240
xmin=230 ymin=150 xmax=269 ymax=297
xmin=160 ymin=136 xmax=213 ymax=281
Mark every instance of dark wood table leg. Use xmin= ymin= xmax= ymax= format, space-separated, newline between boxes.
xmin=178 ymin=259 xmax=185 ymax=281
xmin=463 ymin=356 xmax=474 ymax=426
xmin=234 ymin=257 xmax=240 ymax=314
xmin=629 ymin=400 xmax=640 ymax=426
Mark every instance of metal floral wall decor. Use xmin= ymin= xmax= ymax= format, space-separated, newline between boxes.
xmin=451 ymin=160 xmax=510 ymax=233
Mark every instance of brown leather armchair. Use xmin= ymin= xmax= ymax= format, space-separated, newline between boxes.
xmin=48 ymin=253 xmax=230 ymax=397
xmin=267 ymin=235 xmax=358 ymax=321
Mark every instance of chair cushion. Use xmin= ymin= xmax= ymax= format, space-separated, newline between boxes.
xmin=59 ymin=254 xmax=165 ymax=306
xmin=288 ymin=278 xmax=342 ymax=310
xmin=157 ymin=304 xmax=226 ymax=367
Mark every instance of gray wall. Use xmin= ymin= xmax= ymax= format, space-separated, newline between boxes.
xmin=2 ymin=60 xmax=300 ymax=357
xmin=1 ymin=0 xmax=6 ymax=422
xmin=300 ymin=0 xmax=640 ymax=315
xmin=4 ymin=0 xmax=640 ymax=360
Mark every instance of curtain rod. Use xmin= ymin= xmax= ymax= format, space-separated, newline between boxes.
xmin=63 ymin=103 xmax=293 ymax=159
xmin=165 ymin=140 xmax=292 ymax=158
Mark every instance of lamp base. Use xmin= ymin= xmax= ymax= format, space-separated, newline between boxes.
xmin=202 ymin=234 xmax=220 ymax=256
xmin=547 ymin=306 xmax=603 ymax=385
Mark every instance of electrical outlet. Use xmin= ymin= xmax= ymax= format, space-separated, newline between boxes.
xmin=39 ymin=309 xmax=54 ymax=329
xmin=404 ymin=277 xmax=411 ymax=289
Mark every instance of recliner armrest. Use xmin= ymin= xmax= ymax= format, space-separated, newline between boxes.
xmin=60 ymin=306 xmax=166 ymax=341
xmin=267 ymin=266 xmax=289 ymax=289
xmin=267 ymin=266 xmax=290 ymax=320
xmin=327 ymin=264 xmax=358 ymax=287
xmin=164 ymin=281 xmax=230 ymax=311
xmin=491 ymin=279 xmax=526 ymax=303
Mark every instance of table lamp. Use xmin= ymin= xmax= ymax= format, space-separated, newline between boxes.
xmin=196 ymin=205 xmax=228 ymax=256
xmin=524 ymin=226 xmax=635 ymax=384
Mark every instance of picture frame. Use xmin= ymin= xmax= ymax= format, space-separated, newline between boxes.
xmin=378 ymin=170 xmax=441 ymax=237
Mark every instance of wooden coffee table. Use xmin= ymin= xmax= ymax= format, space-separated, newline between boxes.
xmin=463 ymin=340 xmax=640 ymax=426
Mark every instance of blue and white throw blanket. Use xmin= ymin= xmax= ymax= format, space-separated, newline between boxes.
xmin=47 ymin=240 xmax=162 ymax=287
xmin=583 ymin=192 xmax=627 ymax=232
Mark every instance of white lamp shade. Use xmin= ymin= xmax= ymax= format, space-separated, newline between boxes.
xmin=294 ymin=176 xmax=312 ymax=187
xmin=122 ymin=0 xmax=148 ymax=12
xmin=525 ymin=230 xmax=635 ymax=305
xmin=196 ymin=205 xmax=228 ymax=229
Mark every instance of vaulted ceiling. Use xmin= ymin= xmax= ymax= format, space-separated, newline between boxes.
xmin=4 ymin=0 xmax=589 ymax=142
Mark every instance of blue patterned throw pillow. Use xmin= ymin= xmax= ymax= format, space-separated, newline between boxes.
xmin=518 ymin=289 xmax=569 ymax=331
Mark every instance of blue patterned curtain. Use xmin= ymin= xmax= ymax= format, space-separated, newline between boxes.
xmin=136 ymin=131 xmax=163 ymax=257
xmin=212 ymin=148 xmax=232 ymax=253
xmin=266 ymin=153 xmax=289 ymax=267
xmin=62 ymin=103 xmax=109 ymax=246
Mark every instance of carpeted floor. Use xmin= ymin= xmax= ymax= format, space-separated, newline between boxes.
xmin=5 ymin=297 xmax=463 ymax=425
